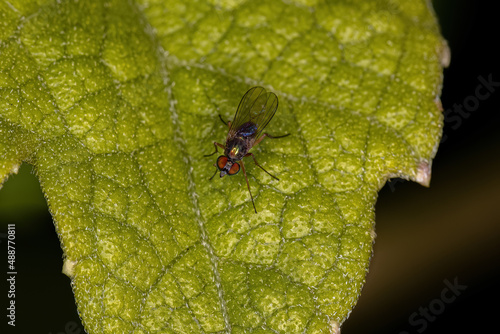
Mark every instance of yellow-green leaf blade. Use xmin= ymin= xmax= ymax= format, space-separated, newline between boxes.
xmin=0 ymin=0 xmax=446 ymax=333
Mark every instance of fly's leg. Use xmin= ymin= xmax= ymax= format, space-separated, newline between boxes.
xmin=240 ymin=160 xmax=257 ymax=213
xmin=218 ymin=114 xmax=231 ymax=129
xmin=244 ymin=152 xmax=280 ymax=181
xmin=245 ymin=133 xmax=290 ymax=180
xmin=209 ymin=168 xmax=218 ymax=181
xmin=205 ymin=142 xmax=225 ymax=180
xmin=218 ymin=114 xmax=228 ymax=126
xmin=254 ymin=132 xmax=290 ymax=147
xmin=204 ymin=142 xmax=225 ymax=157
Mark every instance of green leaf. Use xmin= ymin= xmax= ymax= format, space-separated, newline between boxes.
xmin=0 ymin=0 xmax=446 ymax=333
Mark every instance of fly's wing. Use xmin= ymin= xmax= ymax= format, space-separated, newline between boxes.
xmin=228 ymin=86 xmax=279 ymax=140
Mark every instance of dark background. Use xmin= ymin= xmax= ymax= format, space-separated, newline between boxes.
xmin=1 ymin=0 xmax=499 ymax=333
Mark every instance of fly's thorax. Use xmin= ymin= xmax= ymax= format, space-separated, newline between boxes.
xmin=224 ymin=137 xmax=251 ymax=160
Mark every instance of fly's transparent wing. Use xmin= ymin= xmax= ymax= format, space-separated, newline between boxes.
xmin=228 ymin=86 xmax=279 ymax=139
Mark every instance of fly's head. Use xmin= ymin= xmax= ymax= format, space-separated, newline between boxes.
xmin=215 ymin=155 xmax=240 ymax=178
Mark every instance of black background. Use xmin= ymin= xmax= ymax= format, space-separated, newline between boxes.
xmin=1 ymin=0 xmax=499 ymax=333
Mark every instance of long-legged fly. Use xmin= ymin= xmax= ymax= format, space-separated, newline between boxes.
xmin=204 ymin=86 xmax=289 ymax=213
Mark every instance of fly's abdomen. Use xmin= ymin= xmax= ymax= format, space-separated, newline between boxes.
xmin=235 ymin=122 xmax=258 ymax=137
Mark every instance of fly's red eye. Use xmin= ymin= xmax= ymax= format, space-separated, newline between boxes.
xmin=216 ymin=156 xmax=227 ymax=170
xmin=228 ymin=162 xmax=240 ymax=175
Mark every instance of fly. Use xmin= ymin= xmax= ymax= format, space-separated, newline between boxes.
xmin=204 ymin=86 xmax=290 ymax=213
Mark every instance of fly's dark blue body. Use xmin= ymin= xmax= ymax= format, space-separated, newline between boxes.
xmin=204 ymin=86 xmax=289 ymax=213
xmin=224 ymin=122 xmax=258 ymax=161
xmin=236 ymin=122 xmax=258 ymax=137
